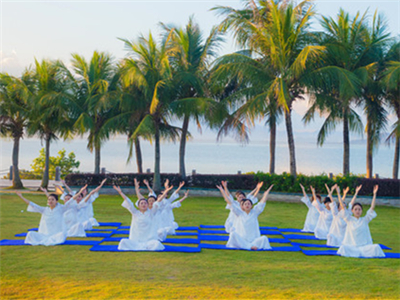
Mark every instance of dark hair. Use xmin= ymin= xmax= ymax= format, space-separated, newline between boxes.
xmin=316 ymin=194 xmax=321 ymax=201
xmin=65 ymin=194 xmax=73 ymax=198
xmin=352 ymin=202 xmax=363 ymax=210
xmin=148 ymin=196 xmax=157 ymax=201
xmin=241 ymin=198 xmax=253 ymax=206
xmin=138 ymin=198 xmax=148 ymax=205
xmin=49 ymin=193 xmax=59 ymax=201
xmin=323 ymin=197 xmax=331 ymax=204
xmin=235 ymin=191 xmax=245 ymax=197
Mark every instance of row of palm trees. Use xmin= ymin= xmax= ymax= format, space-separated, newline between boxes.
xmin=1 ymin=0 xmax=399 ymax=192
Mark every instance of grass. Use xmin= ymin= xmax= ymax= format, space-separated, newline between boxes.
xmin=1 ymin=193 xmax=399 ymax=299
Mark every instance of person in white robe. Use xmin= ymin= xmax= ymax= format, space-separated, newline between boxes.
xmin=16 ymin=191 xmax=70 ymax=246
xmin=311 ymin=186 xmax=333 ymax=239
xmin=217 ymin=183 xmax=274 ymax=251
xmin=221 ymin=181 xmax=263 ymax=233
xmin=336 ymin=185 xmax=385 ymax=258
xmin=326 ymin=184 xmax=362 ymax=247
xmin=113 ymin=179 xmax=174 ymax=251
xmin=299 ymin=184 xmax=320 ymax=232
xmin=159 ymin=190 xmax=189 ymax=236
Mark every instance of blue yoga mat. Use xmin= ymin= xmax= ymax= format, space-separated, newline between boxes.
xmin=200 ymin=243 xmax=301 ymax=251
xmin=279 ymin=228 xmax=313 ymax=233
xmin=199 ymin=235 xmax=290 ymax=243
xmin=0 ymin=239 xmax=100 ymax=246
xmin=199 ymin=225 xmax=225 ymax=229
xmin=176 ymin=226 xmax=199 ymax=231
xmin=283 ymin=234 xmax=321 ymax=240
xmin=302 ymin=249 xmax=400 ymax=259
xmin=260 ymin=226 xmax=279 ymax=230
xmin=89 ymin=244 xmax=201 ymax=252
xmin=28 ymin=228 xmax=38 ymax=231
xmin=113 ymin=230 xmax=130 ymax=235
xmin=97 ymin=222 xmax=122 ymax=227
xmin=16 ymin=232 xmax=112 ymax=238
xmin=102 ymin=237 xmax=200 ymax=244
xmin=292 ymin=242 xmax=392 ymax=250
xmin=86 ymin=229 xmax=115 ymax=232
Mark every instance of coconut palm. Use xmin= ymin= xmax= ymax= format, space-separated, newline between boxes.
xmin=162 ymin=17 xmax=224 ymax=178
xmin=303 ymin=9 xmax=389 ymax=176
xmin=0 ymin=71 xmax=34 ymax=188
xmin=28 ymin=59 xmax=72 ymax=188
xmin=120 ymin=32 xmax=180 ymax=191
xmin=213 ymin=0 xmax=324 ymax=176
xmin=69 ymin=51 xmax=120 ymax=174
xmin=382 ymin=41 xmax=400 ymax=179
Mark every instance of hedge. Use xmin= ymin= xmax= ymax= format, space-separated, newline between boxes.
xmin=65 ymin=172 xmax=400 ymax=197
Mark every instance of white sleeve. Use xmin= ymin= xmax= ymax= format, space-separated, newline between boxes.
xmin=253 ymin=202 xmax=266 ymax=216
xmin=247 ymin=194 xmax=258 ymax=205
xmin=167 ymin=192 xmax=179 ymax=204
xmin=230 ymin=201 xmax=243 ymax=217
xmin=27 ymin=201 xmax=46 ymax=214
xmin=312 ymin=199 xmax=324 ymax=213
xmin=148 ymin=191 xmax=157 ymax=198
xmin=329 ymin=202 xmax=339 ymax=217
xmin=122 ymin=197 xmax=137 ymax=215
xmin=171 ymin=201 xmax=182 ymax=209
xmin=339 ymin=208 xmax=352 ymax=222
xmin=61 ymin=190 xmax=76 ymax=201
xmin=90 ymin=192 xmax=99 ymax=203
xmin=365 ymin=208 xmax=377 ymax=223
xmin=301 ymin=196 xmax=312 ymax=209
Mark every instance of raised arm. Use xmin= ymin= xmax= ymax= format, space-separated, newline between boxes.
xmin=174 ymin=181 xmax=185 ymax=194
xmin=39 ymin=187 xmax=50 ymax=198
xmin=61 ymin=179 xmax=73 ymax=194
xmin=370 ymin=185 xmax=378 ymax=211
xmin=221 ymin=181 xmax=232 ymax=199
xmin=143 ymin=179 xmax=156 ymax=196
xmin=325 ymin=184 xmax=337 ymax=202
xmin=342 ymin=187 xmax=349 ymax=203
xmin=134 ymin=178 xmax=145 ymax=200
xmin=157 ymin=185 xmax=174 ymax=203
xmin=113 ymin=185 xmax=128 ymax=200
xmin=178 ymin=190 xmax=189 ymax=203
xmin=300 ymin=183 xmax=308 ymax=198
xmin=216 ymin=184 xmax=232 ymax=205
xmin=350 ymin=185 xmax=362 ymax=207
xmin=16 ymin=191 xmax=31 ymax=205
xmin=335 ymin=186 xmax=345 ymax=211
xmin=72 ymin=184 xmax=88 ymax=200
xmin=249 ymin=182 xmax=264 ymax=197
xmin=83 ymin=179 xmax=107 ymax=202
xmin=259 ymin=185 xmax=274 ymax=204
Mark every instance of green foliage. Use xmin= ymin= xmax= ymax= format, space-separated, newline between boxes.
xmin=30 ymin=148 xmax=80 ymax=179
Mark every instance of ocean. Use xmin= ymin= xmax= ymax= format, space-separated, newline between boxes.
xmin=0 ymin=131 xmax=395 ymax=178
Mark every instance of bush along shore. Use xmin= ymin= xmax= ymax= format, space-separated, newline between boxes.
xmin=65 ymin=172 xmax=400 ymax=197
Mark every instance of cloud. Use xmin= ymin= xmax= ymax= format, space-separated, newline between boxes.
xmin=0 ymin=50 xmax=24 ymax=76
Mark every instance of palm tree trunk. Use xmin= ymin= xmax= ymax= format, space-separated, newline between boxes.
xmin=134 ymin=137 xmax=143 ymax=173
xmin=393 ymin=133 xmax=399 ymax=179
xmin=94 ymin=144 xmax=100 ymax=174
xmin=269 ymin=120 xmax=276 ymax=174
xmin=343 ymin=111 xmax=350 ymax=176
xmin=366 ymin=120 xmax=373 ymax=178
xmin=40 ymin=134 xmax=50 ymax=189
xmin=153 ymin=121 xmax=162 ymax=193
xmin=12 ymin=136 xmax=23 ymax=189
xmin=179 ymin=116 xmax=190 ymax=179
xmin=284 ymin=108 xmax=297 ymax=177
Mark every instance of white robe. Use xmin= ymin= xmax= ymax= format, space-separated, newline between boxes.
xmin=226 ymin=202 xmax=271 ymax=250
xmin=25 ymin=202 xmax=68 ymax=246
xmin=118 ymin=197 xmax=164 ymax=251
xmin=63 ymin=199 xmax=87 ymax=237
xmin=326 ymin=202 xmax=347 ymax=247
xmin=159 ymin=192 xmax=180 ymax=235
xmin=337 ymin=209 xmax=384 ymax=258
xmin=224 ymin=193 xmax=257 ymax=233
xmin=312 ymin=200 xmax=333 ymax=239
xmin=301 ymin=196 xmax=320 ymax=232
xmin=86 ymin=192 xmax=99 ymax=226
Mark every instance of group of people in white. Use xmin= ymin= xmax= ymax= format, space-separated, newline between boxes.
xmin=15 ymin=178 xmax=385 ymax=257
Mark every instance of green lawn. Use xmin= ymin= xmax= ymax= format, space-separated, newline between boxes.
xmin=1 ymin=193 xmax=399 ymax=299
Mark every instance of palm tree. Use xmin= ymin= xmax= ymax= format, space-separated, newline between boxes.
xmin=162 ymin=17 xmax=224 ymax=178
xmin=28 ymin=59 xmax=72 ymax=188
xmin=0 ymin=71 xmax=34 ymax=188
xmin=120 ymin=32 xmax=180 ymax=191
xmin=213 ymin=0 xmax=324 ymax=176
xmin=382 ymin=41 xmax=400 ymax=179
xmin=69 ymin=51 xmax=120 ymax=174
xmin=303 ymin=9 xmax=389 ymax=176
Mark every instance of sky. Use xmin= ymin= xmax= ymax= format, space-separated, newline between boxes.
xmin=0 ymin=0 xmax=399 ymax=142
